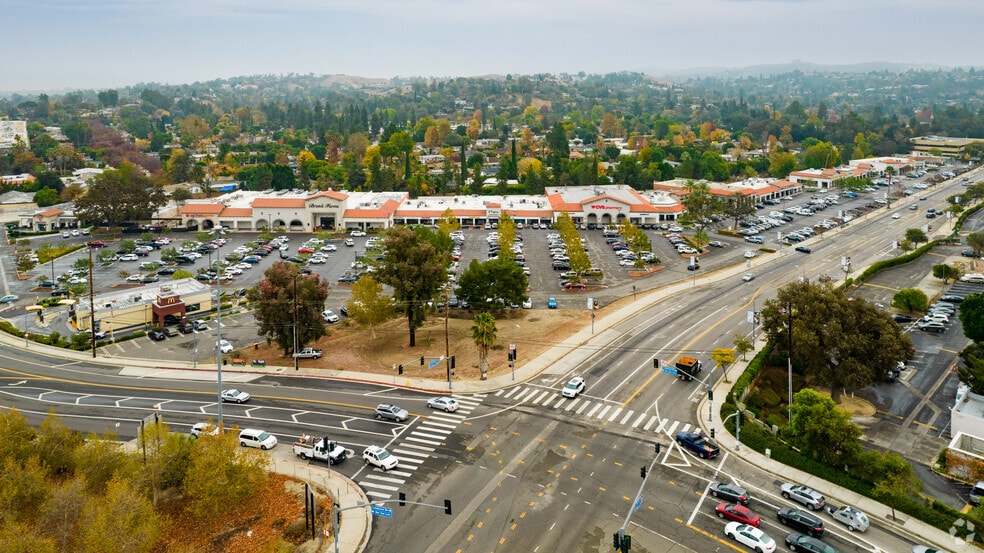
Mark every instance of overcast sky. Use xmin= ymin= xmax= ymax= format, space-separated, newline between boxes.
xmin=5 ymin=0 xmax=984 ymax=92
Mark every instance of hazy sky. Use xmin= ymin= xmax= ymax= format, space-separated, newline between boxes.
xmin=5 ymin=0 xmax=984 ymax=92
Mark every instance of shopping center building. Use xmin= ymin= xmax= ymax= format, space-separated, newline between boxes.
xmin=171 ymin=184 xmax=688 ymax=232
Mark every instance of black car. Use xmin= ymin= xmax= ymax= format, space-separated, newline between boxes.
xmin=157 ymin=267 xmax=176 ymax=275
xmin=892 ymin=314 xmax=914 ymax=323
xmin=777 ymin=507 xmax=825 ymax=537
xmin=51 ymin=288 xmax=70 ymax=297
xmin=708 ymin=482 xmax=750 ymax=505
xmin=38 ymin=280 xmax=56 ymax=288
xmin=940 ymin=295 xmax=964 ymax=303
xmin=141 ymin=275 xmax=160 ymax=283
xmin=179 ymin=322 xmax=194 ymax=334
xmin=337 ymin=273 xmax=359 ymax=283
xmin=795 ymin=246 xmax=812 ymax=254
xmin=148 ymin=330 xmax=166 ymax=341
xmin=784 ymin=532 xmax=836 ymax=553
xmin=961 ymin=249 xmax=977 ymax=257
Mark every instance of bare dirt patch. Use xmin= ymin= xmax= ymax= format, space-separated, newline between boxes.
xmin=250 ymin=308 xmax=592 ymax=381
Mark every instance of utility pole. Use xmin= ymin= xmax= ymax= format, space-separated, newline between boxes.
xmin=293 ymin=273 xmax=299 ymax=372
xmin=88 ymin=246 xmax=96 ymax=358
xmin=215 ymin=227 xmax=223 ymax=425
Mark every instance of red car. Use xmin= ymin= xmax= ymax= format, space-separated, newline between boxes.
xmin=715 ymin=502 xmax=760 ymax=527
xmin=298 ymin=246 xmax=315 ymax=254
xmin=86 ymin=240 xmax=107 ymax=248
xmin=563 ymin=282 xmax=586 ymax=290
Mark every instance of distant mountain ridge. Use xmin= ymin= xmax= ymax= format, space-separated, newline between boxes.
xmin=644 ymin=60 xmax=956 ymax=79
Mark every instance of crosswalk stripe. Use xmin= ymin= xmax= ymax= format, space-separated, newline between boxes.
xmin=680 ymin=423 xmax=691 ymax=433
xmin=365 ymin=491 xmax=392 ymax=499
xmin=620 ymin=410 xmax=635 ymax=425
xmin=551 ymin=396 xmax=568 ymax=409
xmin=513 ymin=388 xmax=535 ymax=402
xmin=655 ymin=419 xmax=669 ymax=434
xmin=503 ymin=387 xmax=519 ymax=399
xmin=596 ymin=405 xmax=611 ymax=419
xmin=586 ymin=403 xmax=602 ymax=417
xmin=607 ymin=408 xmax=623 ymax=422
xmin=364 ymin=474 xmax=405 ymax=484
xmin=532 ymin=390 xmax=551 ymax=405
xmin=494 ymin=390 xmax=504 ymax=396
xmin=643 ymin=416 xmax=658 ymax=431
xmin=386 ymin=469 xmax=413 ymax=477
xmin=428 ymin=412 xmax=465 ymax=421
xmin=420 ymin=420 xmax=457 ymax=430
xmin=396 ymin=443 xmax=435 ymax=453
xmin=393 ymin=448 xmax=430 ymax=459
xmin=666 ymin=421 xmax=680 ymax=435
xmin=564 ymin=398 xmax=580 ymax=411
xmin=411 ymin=430 xmax=448 ymax=441
xmin=360 ymin=481 xmax=400 ymax=491
xmin=405 ymin=436 xmax=443 ymax=446
xmin=632 ymin=413 xmax=648 ymax=428
xmin=576 ymin=401 xmax=591 ymax=414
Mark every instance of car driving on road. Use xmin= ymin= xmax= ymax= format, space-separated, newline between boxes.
xmin=363 ymin=445 xmax=399 ymax=470
xmin=709 ymin=482 xmax=750 ymax=505
xmin=562 ymin=376 xmax=585 ymax=398
xmin=780 ymin=483 xmax=825 ymax=510
xmin=676 ymin=431 xmax=720 ymax=459
xmin=221 ymin=389 xmax=251 ymax=403
xmin=374 ymin=403 xmax=409 ymax=422
xmin=426 ymin=397 xmax=459 ymax=412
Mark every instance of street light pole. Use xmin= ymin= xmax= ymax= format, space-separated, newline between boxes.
xmin=293 ymin=274 xmax=299 ymax=372
xmin=215 ymin=227 xmax=223 ymax=425
xmin=786 ymin=301 xmax=793 ymax=423
xmin=724 ymin=410 xmax=744 ymax=451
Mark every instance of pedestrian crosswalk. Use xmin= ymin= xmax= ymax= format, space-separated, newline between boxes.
xmin=359 ymin=394 xmax=485 ymax=500
xmin=493 ymin=385 xmax=697 ymax=436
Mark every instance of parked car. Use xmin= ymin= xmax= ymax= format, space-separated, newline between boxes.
xmin=709 ymin=482 xmax=750 ymax=505
xmin=374 ymin=403 xmax=409 ymax=422
xmin=547 ymin=297 xmax=558 ymax=309
xmin=321 ymin=310 xmax=340 ymax=323
xmin=221 ymin=389 xmax=250 ymax=403
xmin=0 ymin=294 xmax=19 ymax=304
xmin=724 ymin=522 xmax=776 ymax=553
xmin=193 ymin=320 xmax=208 ymax=331
xmin=892 ymin=314 xmax=914 ymax=323
xmin=163 ymin=326 xmax=179 ymax=337
xmin=780 ymin=483 xmax=825 ymax=510
xmin=676 ymin=431 xmax=720 ymax=459
xmin=777 ymin=507 xmax=824 ymax=537
xmin=148 ymin=329 xmax=166 ymax=341
xmin=715 ymin=502 xmax=761 ymax=526
xmin=426 ymin=397 xmax=459 ymax=412
xmin=917 ymin=321 xmax=946 ymax=333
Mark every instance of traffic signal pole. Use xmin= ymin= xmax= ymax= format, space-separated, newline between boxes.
xmin=614 ymin=443 xmax=662 ymax=552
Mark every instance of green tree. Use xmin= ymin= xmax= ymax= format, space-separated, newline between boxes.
xmin=724 ymin=193 xmax=756 ymax=230
xmin=802 ymin=141 xmax=841 ymax=169
xmin=348 ymin=275 xmax=396 ymax=339
xmin=456 ymin=257 xmax=528 ymax=311
xmin=958 ymin=343 xmax=984 ymax=395
xmin=0 ymin=519 xmax=56 ymax=553
xmin=0 ymin=455 xmax=50 ymax=522
xmin=375 ymin=226 xmax=448 ymax=347
xmin=958 ymin=293 xmax=984 ymax=342
xmin=678 ymin=180 xmax=721 ymax=247
xmin=74 ymin=163 xmax=166 ymax=227
xmin=248 ymin=262 xmax=329 ymax=354
xmin=967 ymin=231 xmax=984 ymax=255
xmin=79 ymin=477 xmax=165 ymax=553
xmin=34 ymin=187 xmax=60 ymax=207
xmin=436 ymin=208 xmax=460 ymax=236
xmin=171 ymin=269 xmax=194 ymax=280
xmin=932 ymin=263 xmax=960 ymax=284
xmin=710 ymin=347 xmax=736 ymax=383
xmin=768 ymin=151 xmax=796 ymax=178
xmin=471 ymin=312 xmax=498 ymax=380
xmin=873 ymin=452 xmax=922 ymax=521
xmin=905 ymin=228 xmax=928 ymax=246
xmin=118 ymin=240 xmax=137 ymax=253
xmin=35 ymin=412 xmax=84 ymax=477
xmin=733 ymin=334 xmax=754 ymax=361
xmin=787 ymin=389 xmax=862 ymax=466
xmin=759 ymin=281 xmax=914 ymax=402
xmin=159 ymin=247 xmax=178 ymax=264
xmin=0 ymin=409 xmax=36 ymax=465
xmin=892 ymin=288 xmax=928 ymax=313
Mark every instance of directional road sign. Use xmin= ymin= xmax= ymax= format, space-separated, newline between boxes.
xmin=370 ymin=505 xmax=393 ymax=518
xmin=661 ymin=366 xmax=678 ymax=376
xmin=428 ymin=358 xmax=440 ymax=368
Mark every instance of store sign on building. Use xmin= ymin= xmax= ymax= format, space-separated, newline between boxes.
xmin=307 ymin=203 xmax=340 ymax=209
xmin=587 ymin=202 xmax=625 ymax=213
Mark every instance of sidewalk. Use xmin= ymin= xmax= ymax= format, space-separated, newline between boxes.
xmin=696 ymin=342 xmax=979 ymax=553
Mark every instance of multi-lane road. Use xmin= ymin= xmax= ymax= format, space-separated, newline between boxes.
xmin=1 ymin=167 xmax=980 ymax=552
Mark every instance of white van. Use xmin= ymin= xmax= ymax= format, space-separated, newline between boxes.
xmin=239 ymin=428 xmax=277 ymax=450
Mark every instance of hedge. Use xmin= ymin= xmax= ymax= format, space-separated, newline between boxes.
xmin=853 ymin=241 xmax=936 ymax=285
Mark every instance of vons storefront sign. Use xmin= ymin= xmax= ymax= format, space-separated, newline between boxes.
xmin=307 ymin=203 xmax=340 ymax=209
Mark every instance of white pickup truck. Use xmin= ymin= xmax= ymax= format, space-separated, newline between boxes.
xmin=291 ymin=435 xmax=348 ymax=465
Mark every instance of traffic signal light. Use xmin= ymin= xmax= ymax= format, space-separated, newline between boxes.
xmin=444 ymin=499 xmax=452 ymax=515
xmin=640 ymin=466 xmax=646 ymax=478
xmin=613 ymin=532 xmax=620 ymax=550
xmin=399 ymin=492 xmax=406 ymax=506
xmin=653 ymin=358 xmax=659 ymax=368
xmin=398 ymin=364 xmax=403 ymax=375
xmin=450 ymin=356 xmax=455 ymax=369
xmin=654 ymin=442 xmax=661 ymax=454
xmin=420 ymin=356 xmax=425 ymax=365
xmin=708 ymin=390 xmax=713 ymax=401
xmin=621 ymin=534 xmax=631 ymax=552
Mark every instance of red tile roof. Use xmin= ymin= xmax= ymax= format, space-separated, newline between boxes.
xmin=252 ymin=198 xmax=306 ymax=208
xmin=180 ymin=204 xmax=225 ymax=215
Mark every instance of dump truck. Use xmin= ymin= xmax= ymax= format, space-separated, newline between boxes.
xmin=292 ymin=435 xmax=348 ymax=465
xmin=675 ymin=356 xmax=702 ymax=382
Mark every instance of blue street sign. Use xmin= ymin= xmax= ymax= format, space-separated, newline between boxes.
xmin=370 ymin=505 xmax=393 ymax=518
xmin=661 ymin=366 xmax=678 ymax=376
xmin=428 ymin=358 xmax=440 ymax=368
xmin=634 ymin=497 xmax=643 ymax=511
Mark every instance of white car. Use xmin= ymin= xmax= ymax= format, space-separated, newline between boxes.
xmin=221 ymin=388 xmax=250 ymax=403
xmin=350 ymin=230 xmax=366 ymax=237
xmin=126 ymin=274 xmax=144 ymax=282
xmin=619 ymin=258 xmax=637 ymax=266
xmin=724 ymin=522 xmax=776 ymax=553
xmin=363 ymin=445 xmax=399 ymax=470
xmin=892 ymin=213 xmax=901 ymax=219
xmin=741 ymin=273 xmax=755 ymax=282
xmin=190 ymin=422 xmax=219 ymax=437
xmin=426 ymin=396 xmax=459 ymax=412
xmin=217 ymin=340 xmax=234 ymax=354
xmin=743 ymin=250 xmax=757 ymax=259
xmin=562 ymin=376 xmax=585 ymax=398
xmin=235 ymin=262 xmax=251 ymax=270
xmin=119 ymin=253 xmax=138 ymax=262
xmin=322 ymin=310 xmax=339 ymax=323
xmin=321 ymin=244 xmax=337 ymax=252
xmin=522 ymin=298 xmax=533 ymax=309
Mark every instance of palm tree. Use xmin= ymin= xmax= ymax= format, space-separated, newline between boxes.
xmin=471 ymin=312 xmax=498 ymax=380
